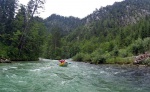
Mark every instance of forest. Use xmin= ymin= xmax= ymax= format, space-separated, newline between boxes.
xmin=0 ymin=0 xmax=46 ymax=61
xmin=0 ymin=0 xmax=150 ymax=65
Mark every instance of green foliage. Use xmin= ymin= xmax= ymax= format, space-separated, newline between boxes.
xmin=99 ymin=42 xmax=114 ymax=52
xmin=72 ymin=53 xmax=85 ymax=61
xmin=0 ymin=0 xmax=17 ymax=34
xmin=45 ymin=0 xmax=150 ymax=65
xmin=45 ymin=14 xmax=81 ymax=35
xmin=91 ymin=55 xmax=106 ymax=64
xmin=69 ymin=45 xmax=80 ymax=58
xmin=61 ymin=46 xmax=70 ymax=59
xmin=81 ymin=40 xmax=97 ymax=53
xmin=82 ymin=53 xmax=91 ymax=62
xmin=119 ymin=49 xmax=128 ymax=58
xmin=106 ymin=57 xmax=133 ymax=64
xmin=112 ymin=46 xmax=119 ymax=57
xmin=128 ymin=38 xmax=150 ymax=55
xmin=1 ymin=0 xmax=150 ymax=64
xmin=90 ymin=50 xmax=106 ymax=64
xmin=143 ymin=37 xmax=150 ymax=52
xmin=43 ymin=26 xmax=62 ymax=59
xmin=142 ymin=58 xmax=150 ymax=65
xmin=0 ymin=43 xmax=8 ymax=58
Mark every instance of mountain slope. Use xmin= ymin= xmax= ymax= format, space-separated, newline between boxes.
xmin=44 ymin=14 xmax=82 ymax=35
xmin=42 ymin=0 xmax=150 ymax=62
xmin=66 ymin=0 xmax=150 ymax=42
xmin=44 ymin=0 xmax=150 ymax=37
xmin=83 ymin=0 xmax=150 ymax=26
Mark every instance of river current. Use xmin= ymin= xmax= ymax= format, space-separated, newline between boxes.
xmin=0 ymin=59 xmax=150 ymax=92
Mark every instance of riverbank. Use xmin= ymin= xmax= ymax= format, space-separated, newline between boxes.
xmin=0 ymin=58 xmax=11 ymax=63
xmin=72 ymin=52 xmax=150 ymax=66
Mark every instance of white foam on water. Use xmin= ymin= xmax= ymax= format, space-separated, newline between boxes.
xmin=40 ymin=58 xmax=52 ymax=61
xmin=11 ymin=74 xmax=17 ymax=78
xmin=99 ymin=71 xmax=110 ymax=75
xmin=10 ymin=67 xmax=17 ymax=69
xmin=61 ymin=81 xmax=66 ymax=85
xmin=40 ymin=67 xmax=51 ymax=70
xmin=29 ymin=69 xmax=41 ymax=72
xmin=6 ymin=75 xmax=9 ymax=78
xmin=18 ymin=81 xmax=24 ymax=83
xmin=100 ymin=71 xmax=105 ymax=74
xmin=29 ymin=66 xmax=52 ymax=73
xmin=18 ymin=81 xmax=27 ymax=84
xmin=114 ymin=72 xmax=119 ymax=74
xmin=3 ymin=68 xmax=8 ymax=71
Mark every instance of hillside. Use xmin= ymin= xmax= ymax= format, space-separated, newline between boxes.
xmin=45 ymin=0 xmax=150 ymax=32
xmin=44 ymin=0 xmax=150 ymax=64
xmin=66 ymin=0 xmax=150 ymax=42
xmin=44 ymin=14 xmax=82 ymax=35
xmin=0 ymin=0 xmax=150 ymax=64
xmin=83 ymin=0 xmax=150 ymax=26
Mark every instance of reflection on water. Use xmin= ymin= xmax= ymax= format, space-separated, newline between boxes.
xmin=0 ymin=60 xmax=150 ymax=92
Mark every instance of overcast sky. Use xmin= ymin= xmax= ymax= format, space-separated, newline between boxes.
xmin=19 ymin=0 xmax=123 ymax=19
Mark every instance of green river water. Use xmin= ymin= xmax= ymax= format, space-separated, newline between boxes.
xmin=0 ymin=59 xmax=150 ymax=92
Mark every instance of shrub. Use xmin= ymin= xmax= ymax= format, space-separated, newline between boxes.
xmin=112 ymin=46 xmax=119 ymax=57
xmin=106 ymin=57 xmax=133 ymax=64
xmin=142 ymin=58 xmax=150 ymax=65
xmin=91 ymin=54 xmax=106 ymax=64
xmin=72 ymin=53 xmax=85 ymax=61
xmin=82 ymin=53 xmax=91 ymax=62
xmin=0 ymin=43 xmax=8 ymax=58
xmin=119 ymin=49 xmax=128 ymax=57
xmin=127 ymin=38 xmax=150 ymax=55
xmin=98 ymin=56 xmax=106 ymax=64
xmin=143 ymin=37 xmax=150 ymax=51
xmin=106 ymin=58 xmax=116 ymax=64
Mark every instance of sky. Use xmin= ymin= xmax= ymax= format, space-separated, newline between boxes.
xmin=19 ymin=0 xmax=123 ymax=19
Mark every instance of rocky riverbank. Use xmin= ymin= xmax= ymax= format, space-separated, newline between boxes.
xmin=134 ymin=52 xmax=150 ymax=65
xmin=0 ymin=58 xmax=11 ymax=63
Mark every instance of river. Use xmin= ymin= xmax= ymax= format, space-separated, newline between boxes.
xmin=0 ymin=59 xmax=150 ymax=92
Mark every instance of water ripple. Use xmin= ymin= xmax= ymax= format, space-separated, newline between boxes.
xmin=0 ymin=61 xmax=150 ymax=92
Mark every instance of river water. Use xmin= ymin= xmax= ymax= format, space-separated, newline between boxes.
xmin=0 ymin=59 xmax=150 ymax=92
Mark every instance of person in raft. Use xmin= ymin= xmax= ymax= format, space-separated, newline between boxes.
xmin=59 ymin=59 xmax=65 ymax=63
